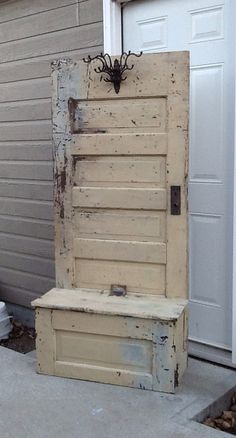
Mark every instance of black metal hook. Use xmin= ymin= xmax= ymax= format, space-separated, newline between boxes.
xmin=83 ymin=51 xmax=143 ymax=94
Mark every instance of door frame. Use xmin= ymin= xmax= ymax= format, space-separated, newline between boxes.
xmin=102 ymin=0 xmax=236 ymax=365
xmin=103 ymin=0 xmax=122 ymax=55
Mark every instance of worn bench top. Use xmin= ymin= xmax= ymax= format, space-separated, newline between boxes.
xmin=32 ymin=288 xmax=187 ymax=322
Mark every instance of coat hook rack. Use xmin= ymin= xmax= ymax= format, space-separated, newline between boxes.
xmin=83 ymin=51 xmax=143 ymax=94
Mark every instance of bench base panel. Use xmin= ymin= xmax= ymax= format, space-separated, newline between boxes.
xmin=34 ymin=292 xmax=188 ymax=393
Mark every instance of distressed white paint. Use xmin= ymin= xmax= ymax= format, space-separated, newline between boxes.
xmin=33 ymin=288 xmax=188 ymax=393
xmin=33 ymin=51 xmax=189 ymax=392
xmin=51 ymin=52 xmax=189 ymax=297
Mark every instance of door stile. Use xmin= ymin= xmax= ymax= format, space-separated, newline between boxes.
xmin=166 ymin=52 xmax=189 ymax=299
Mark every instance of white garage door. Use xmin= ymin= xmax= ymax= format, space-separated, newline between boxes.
xmin=123 ymin=0 xmax=236 ymax=351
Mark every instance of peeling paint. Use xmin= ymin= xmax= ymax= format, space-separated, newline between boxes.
xmin=159 ymin=335 xmax=168 ymax=345
xmin=35 ymin=52 xmax=189 ymax=392
xmin=174 ymin=364 xmax=179 ymax=388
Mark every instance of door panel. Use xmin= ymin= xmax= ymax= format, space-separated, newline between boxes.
xmin=123 ymin=0 xmax=235 ymax=349
xmin=52 ymin=53 xmax=189 ymax=300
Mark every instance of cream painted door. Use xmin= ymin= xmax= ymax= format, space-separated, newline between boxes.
xmin=52 ymin=53 xmax=188 ymax=301
xmin=123 ymin=0 xmax=235 ymax=349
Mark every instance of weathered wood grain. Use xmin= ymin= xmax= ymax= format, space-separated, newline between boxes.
xmin=74 ymin=238 xmax=166 ymax=263
xmin=53 ymin=52 xmax=188 ymax=299
xmin=35 ymin=51 xmax=189 ymax=392
xmin=75 ymin=259 xmax=165 ymax=294
xmin=74 ymin=210 xmax=166 ymax=242
xmin=33 ymin=288 xmax=187 ymax=321
xmin=71 ymin=98 xmax=166 ymax=132
xmin=33 ymin=289 xmax=188 ymax=392
xmin=166 ymin=52 xmax=189 ymax=298
xmin=72 ymin=187 xmax=167 ymax=210
xmin=71 ymin=133 xmax=168 ymax=156
xmin=74 ymin=156 xmax=166 ymax=187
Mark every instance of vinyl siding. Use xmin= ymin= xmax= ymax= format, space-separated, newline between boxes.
xmin=0 ymin=0 xmax=103 ymax=307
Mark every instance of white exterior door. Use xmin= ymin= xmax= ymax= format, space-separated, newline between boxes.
xmin=123 ymin=0 xmax=236 ymax=351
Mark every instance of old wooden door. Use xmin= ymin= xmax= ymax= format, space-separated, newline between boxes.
xmin=33 ymin=52 xmax=189 ymax=393
xmin=52 ymin=52 xmax=189 ymax=301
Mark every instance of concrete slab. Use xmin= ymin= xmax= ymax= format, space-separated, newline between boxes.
xmin=25 ymin=349 xmax=36 ymax=359
xmin=0 ymin=346 xmax=235 ymax=438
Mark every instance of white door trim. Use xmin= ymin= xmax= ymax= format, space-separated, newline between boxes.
xmin=103 ymin=0 xmax=122 ymax=54
xmin=233 ymin=56 xmax=236 ymax=363
xmin=189 ymin=340 xmax=236 ymax=368
xmin=103 ymin=0 xmax=236 ymax=365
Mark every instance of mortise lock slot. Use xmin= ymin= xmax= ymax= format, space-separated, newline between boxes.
xmin=171 ymin=186 xmax=181 ymax=215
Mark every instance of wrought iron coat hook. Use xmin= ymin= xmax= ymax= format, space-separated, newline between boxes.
xmin=83 ymin=51 xmax=143 ymax=94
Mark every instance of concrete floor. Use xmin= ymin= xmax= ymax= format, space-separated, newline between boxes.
xmin=0 ymin=346 xmax=235 ymax=438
